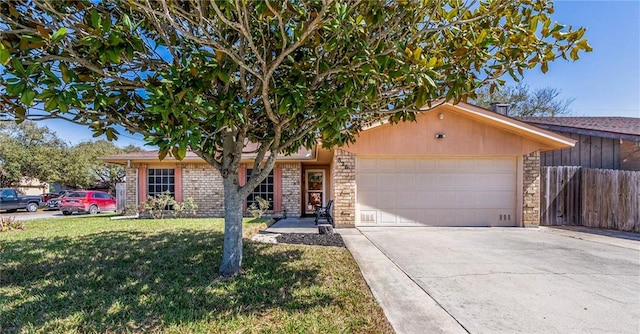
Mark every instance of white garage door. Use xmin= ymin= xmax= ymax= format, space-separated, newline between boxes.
xmin=356 ymin=157 xmax=518 ymax=227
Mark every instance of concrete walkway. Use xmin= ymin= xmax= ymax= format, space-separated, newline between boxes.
xmin=263 ymin=217 xmax=320 ymax=234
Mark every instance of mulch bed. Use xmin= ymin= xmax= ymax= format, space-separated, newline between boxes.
xmin=252 ymin=232 xmax=345 ymax=247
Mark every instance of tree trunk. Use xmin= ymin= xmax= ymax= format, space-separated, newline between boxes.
xmin=218 ymin=175 xmax=244 ymax=277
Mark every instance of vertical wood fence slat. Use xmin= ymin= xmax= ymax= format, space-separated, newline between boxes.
xmin=541 ymin=167 xmax=639 ymax=232
xmin=116 ymin=182 xmax=126 ymax=213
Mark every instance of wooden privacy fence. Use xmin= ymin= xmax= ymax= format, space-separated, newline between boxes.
xmin=115 ymin=182 xmax=126 ymax=213
xmin=541 ymin=167 xmax=640 ymax=232
xmin=540 ymin=166 xmax=640 ymax=233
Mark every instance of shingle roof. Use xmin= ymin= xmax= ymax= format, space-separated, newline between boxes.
xmin=519 ymin=117 xmax=640 ymax=141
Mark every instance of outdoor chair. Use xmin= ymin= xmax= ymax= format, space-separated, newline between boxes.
xmin=314 ymin=199 xmax=334 ymax=227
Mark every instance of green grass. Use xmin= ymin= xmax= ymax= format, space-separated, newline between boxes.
xmin=0 ymin=216 xmax=392 ymax=333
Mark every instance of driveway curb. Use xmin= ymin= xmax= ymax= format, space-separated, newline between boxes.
xmin=339 ymin=229 xmax=467 ymax=334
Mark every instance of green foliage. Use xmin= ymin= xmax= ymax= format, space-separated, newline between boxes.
xmin=0 ymin=0 xmax=591 ymax=167
xmin=0 ymin=121 xmax=66 ymax=187
xmin=61 ymin=140 xmax=142 ymax=191
xmin=248 ymin=196 xmax=271 ymax=218
xmin=471 ymin=83 xmax=574 ymax=117
xmin=0 ymin=122 xmax=141 ymax=189
xmin=0 ymin=215 xmax=24 ymax=232
xmin=172 ymin=196 xmax=198 ymax=218
xmin=0 ymin=0 xmax=592 ymax=275
xmin=141 ymin=191 xmax=176 ymax=219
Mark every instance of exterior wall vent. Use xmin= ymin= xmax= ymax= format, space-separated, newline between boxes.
xmin=360 ymin=211 xmax=376 ymax=223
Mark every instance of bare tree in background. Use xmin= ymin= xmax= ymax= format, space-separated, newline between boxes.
xmin=472 ymin=83 xmax=574 ymax=117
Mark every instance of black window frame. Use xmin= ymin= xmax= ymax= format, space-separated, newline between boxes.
xmin=147 ymin=168 xmax=175 ymax=198
xmin=246 ymin=169 xmax=274 ymax=210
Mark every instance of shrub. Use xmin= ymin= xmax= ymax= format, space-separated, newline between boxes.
xmin=172 ymin=197 xmax=198 ymax=218
xmin=247 ymin=196 xmax=270 ymax=218
xmin=142 ymin=191 xmax=176 ymax=219
xmin=0 ymin=216 xmax=24 ymax=232
xmin=141 ymin=191 xmax=198 ymax=219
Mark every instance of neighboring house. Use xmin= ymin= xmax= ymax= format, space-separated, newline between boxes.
xmin=101 ymin=102 xmax=574 ymax=227
xmin=16 ymin=177 xmax=48 ymax=196
xmin=520 ymin=117 xmax=640 ymax=171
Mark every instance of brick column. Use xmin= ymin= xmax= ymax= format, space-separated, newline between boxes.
xmin=125 ymin=167 xmax=138 ymax=214
xmin=281 ymin=163 xmax=301 ymax=217
xmin=523 ymin=151 xmax=541 ymax=227
xmin=332 ymin=149 xmax=356 ymax=226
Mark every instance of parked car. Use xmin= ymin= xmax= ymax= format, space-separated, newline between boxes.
xmin=42 ymin=190 xmax=70 ymax=204
xmin=60 ymin=191 xmax=116 ymax=215
xmin=0 ymin=188 xmax=42 ymax=213
xmin=45 ymin=194 xmax=66 ymax=211
xmin=42 ymin=192 xmax=60 ymax=203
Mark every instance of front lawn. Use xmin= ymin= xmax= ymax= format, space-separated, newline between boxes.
xmin=0 ymin=217 xmax=392 ymax=333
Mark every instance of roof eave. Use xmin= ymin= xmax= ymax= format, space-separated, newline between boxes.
xmin=441 ymin=102 xmax=576 ymax=149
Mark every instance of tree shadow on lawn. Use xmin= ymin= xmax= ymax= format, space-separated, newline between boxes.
xmin=0 ymin=229 xmax=333 ymax=332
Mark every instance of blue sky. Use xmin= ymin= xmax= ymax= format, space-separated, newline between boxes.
xmin=44 ymin=0 xmax=640 ymax=148
xmin=516 ymin=0 xmax=640 ymax=117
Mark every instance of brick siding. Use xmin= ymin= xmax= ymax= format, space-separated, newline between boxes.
xmin=181 ymin=163 xmax=225 ymax=217
xmin=331 ymin=149 xmax=356 ymax=226
xmin=124 ymin=167 xmax=138 ymax=214
xmin=125 ymin=163 xmax=299 ymax=217
xmin=523 ymin=151 xmax=540 ymax=227
xmin=280 ymin=163 xmax=301 ymax=217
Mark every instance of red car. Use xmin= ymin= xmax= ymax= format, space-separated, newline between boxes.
xmin=60 ymin=190 xmax=116 ymax=215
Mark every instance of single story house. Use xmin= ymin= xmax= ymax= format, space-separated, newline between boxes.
xmin=102 ymin=102 xmax=574 ymax=227
xmin=16 ymin=177 xmax=49 ymax=196
xmin=519 ymin=117 xmax=640 ymax=171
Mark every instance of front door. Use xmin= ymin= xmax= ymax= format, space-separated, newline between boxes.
xmin=305 ymin=170 xmax=325 ymax=214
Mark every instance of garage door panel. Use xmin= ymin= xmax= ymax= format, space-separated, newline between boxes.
xmin=377 ymin=174 xmax=397 ymax=189
xmin=417 ymin=159 xmax=437 ymax=170
xmin=430 ymin=174 xmax=458 ymax=189
xmin=376 ymin=192 xmax=397 ymax=208
xmin=397 ymin=159 xmax=417 ymax=172
xmin=356 ymin=157 xmax=517 ymax=227
xmin=378 ymin=210 xmax=398 ymax=224
xmin=395 ymin=191 xmax=418 ymax=208
xmin=377 ymin=159 xmax=397 ymax=171
xmin=396 ymin=174 xmax=416 ymax=189
xmin=358 ymin=174 xmax=379 ymax=190
xmin=423 ymin=191 xmax=456 ymax=208
xmin=358 ymin=158 xmax=379 ymax=171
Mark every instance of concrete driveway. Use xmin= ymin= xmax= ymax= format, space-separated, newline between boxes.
xmin=342 ymin=227 xmax=640 ymax=334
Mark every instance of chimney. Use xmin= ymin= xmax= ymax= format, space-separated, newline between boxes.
xmin=490 ymin=103 xmax=510 ymax=116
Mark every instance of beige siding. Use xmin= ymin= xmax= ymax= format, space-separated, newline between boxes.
xmin=343 ymin=108 xmax=555 ymax=156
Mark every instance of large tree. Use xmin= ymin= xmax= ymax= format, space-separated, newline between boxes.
xmin=0 ymin=120 xmax=66 ymax=187
xmin=471 ymin=83 xmax=574 ymax=117
xmin=62 ymin=140 xmax=143 ymax=191
xmin=0 ymin=0 xmax=591 ymax=276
